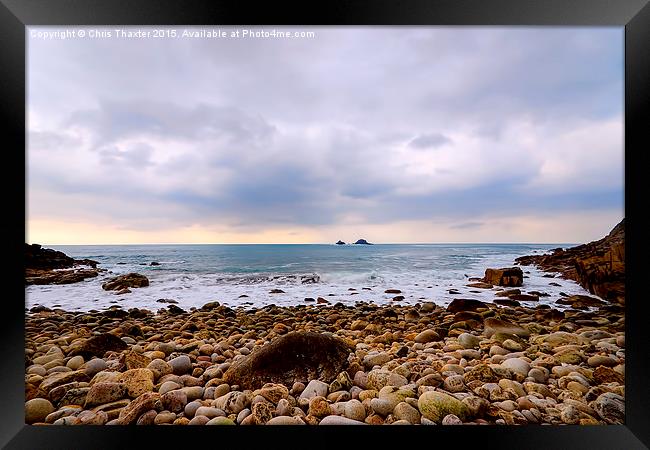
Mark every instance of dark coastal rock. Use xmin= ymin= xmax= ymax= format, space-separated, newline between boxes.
xmin=555 ymin=294 xmax=605 ymax=308
xmin=515 ymin=219 xmax=624 ymax=304
xmin=25 ymin=243 xmax=101 ymax=286
xmin=150 ymin=262 xmax=160 ymax=266
xmin=482 ymin=267 xmax=523 ymax=287
xmin=466 ymin=282 xmax=493 ymax=289
xmin=300 ymin=274 xmax=320 ymax=284
xmin=353 ymin=239 xmax=373 ymax=245
xmin=446 ymin=299 xmax=488 ymax=313
xmin=102 ymin=273 xmax=149 ymax=291
xmin=25 ymin=243 xmax=97 ymax=269
xmin=508 ymin=294 xmax=539 ymax=302
xmin=68 ymin=333 xmax=128 ymax=359
xmin=222 ymin=331 xmax=353 ymax=390
xmin=167 ymin=305 xmax=187 ymax=315
xmin=493 ymin=299 xmax=521 ymax=307
xmin=335 ymin=240 xmax=346 ymax=245
xmin=26 ymin=268 xmax=100 ymax=286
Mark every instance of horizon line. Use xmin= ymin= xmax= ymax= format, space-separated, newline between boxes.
xmin=30 ymin=241 xmax=580 ymax=246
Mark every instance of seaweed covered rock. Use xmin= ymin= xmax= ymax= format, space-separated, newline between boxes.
xmin=222 ymin=331 xmax=353 ymax=390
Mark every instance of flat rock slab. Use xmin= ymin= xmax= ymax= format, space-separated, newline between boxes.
xmin=223 ymin=331 xmax=353 ymax=390
xmin=102 ymin=273 xmax=149 ymax=291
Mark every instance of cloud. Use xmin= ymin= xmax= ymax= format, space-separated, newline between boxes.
xmin=408 ymin=133 xmax=452 ymax=149
xmin=26 ymin=27 xmax=624 ymax=243
xmin=451 ymin=222 xmax=484 ymax=230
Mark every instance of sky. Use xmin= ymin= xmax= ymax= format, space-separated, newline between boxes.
xmin=27 ymin=27 xmax=624 ymax=244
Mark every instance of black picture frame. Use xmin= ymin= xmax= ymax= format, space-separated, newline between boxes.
xmin=1 ymin=0 xmax=648 ymax=448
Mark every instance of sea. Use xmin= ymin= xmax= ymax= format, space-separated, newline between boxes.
xmin=25 ymin=243 xmax=597 ymax=313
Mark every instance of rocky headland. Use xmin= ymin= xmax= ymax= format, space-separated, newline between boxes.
xmin=515 ymin=220 xmax=624 ymax=304
xmin=25 ymin=243 xmax=103 ymax=286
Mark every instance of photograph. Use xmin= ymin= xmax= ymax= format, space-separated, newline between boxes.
xmin=23 ymin=24 xmax=626 ymax=428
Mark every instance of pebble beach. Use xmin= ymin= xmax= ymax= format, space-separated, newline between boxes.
xmin=24 ymin=293 xmax=625 ymax=426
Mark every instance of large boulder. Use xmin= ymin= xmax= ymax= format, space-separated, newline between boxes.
xmin=482 ymin=267 xmax=523 ymax=287
xmin=447 ymin=299 xmax=489 ymax=313
xmin=68 ymin=333 xmax=128 ymax=359
xmin=222 ymin=332 xmax=353 ymax=390
xmin=102 ymin=273 xmax=149 ymax=291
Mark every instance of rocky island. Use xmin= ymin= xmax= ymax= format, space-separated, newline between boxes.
xmin=354 ymin=239 xmax=373 ymax=245
xmin=24 ymin=223 xmax=625 ymax=426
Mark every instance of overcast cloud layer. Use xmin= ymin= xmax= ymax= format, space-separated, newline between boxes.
xmin=27 ymin=27 xmax=624 ymax=244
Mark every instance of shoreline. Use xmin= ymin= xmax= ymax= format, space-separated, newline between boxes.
xmin=25 ymin=296 xmax=625 ymax=425
xmin=24 ymin=224 xmax=626 ymax=426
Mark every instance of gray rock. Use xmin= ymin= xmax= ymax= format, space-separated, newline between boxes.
xmin=206 ymin=416 xmax=236 ymax=425
xmin=82 ymin=358 xmax=108 ymax=376
xmin=267 ymin=416 xmax=306 ymax=425
xmin=168 ymin=355 xmax=192 ymax=375
xmin=344 ymin=399 xmax=366 ymax=422
xmin=363 ymin=352 xmax=392 ymax=368
xmin=188 ymin=415 xmax=210 ymax=425
xmin=195 ymin=406 xmax=226 ymax=418
xmin=159 ymin=381 xmax=181 ymax=395
xmin=501 ymin=358 xmax=531 ymax=377
xmin=181 ymin=386 xmax=204 ymax=401
xmin=184 ymin=400 xmax=203 ymax=418
xmin=299 ymin=380 xmax=329 ymax=400
xmin=458 ymin=333 xmax=481 ymax=349
xmin=391 ymin=419 xmax=412 ymax=425
xmin=441 ymin=414 xmax=463 ymax=425
xmin=236 ymin=408 xmax=251 ymax=424
xmin=370 ymin=398 xmax=395 ymax=416
xmin=319 ymin=415 xmax=368 ymax=425
xmin=393 ymin=401 xmax=421 ymax=424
